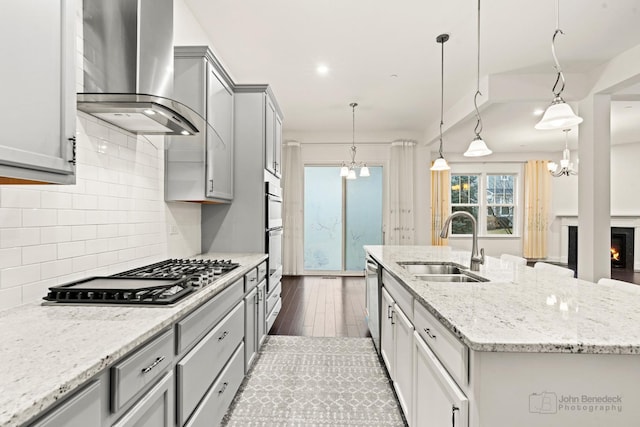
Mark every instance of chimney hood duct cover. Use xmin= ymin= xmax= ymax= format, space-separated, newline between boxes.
xmin=77 ymin=0 xmax=201 ymax=136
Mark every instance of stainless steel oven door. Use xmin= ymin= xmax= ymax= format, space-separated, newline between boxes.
xmin=266 ymin=227 xmax=283 ymax=293
xmin=266 ymin=193 xmax=282 ymax=229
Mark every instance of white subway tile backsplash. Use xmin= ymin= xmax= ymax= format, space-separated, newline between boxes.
xmin=41 ymin=259 xmax=73 ymax=279
xmin=0 ymin=208 xmax=22 ymax=228
xmin=0 ymin=248 xmax=21 ymax=269
xmin=0 ymin=188 xmax=40 ymax=208
xmin=41 ymin=226 xmax=72 ymax=245
xmin=1 ymin=228 xmax=40 ymax=249
xmin=57 ymin=241 xmax=86 ymax=259
xmin=72 ymin=194 xmax=98 ymax=210
xmin=22 ymin=244 xmax=57 ymax=265
xmin=57 ymin=209 xmax=86 ymax=226
xmin=72 ymin=254 xmax=98 ymax=273
xmin=41 ymin=191 xmax=73 ymax=209
xmin=85 ymin=238 xmax=110 ymax=255
xmin=0 ymin=287 xmax=22 ymax=311
xmin=97 ymin=251 xmax=119 ymax=267
xmin=0 ymin=264 xmax=40 ymax=289
xmin=22 ymin=278 xmax=57 ymax=304
xmin=22 ymin=209 xmax=58 ymax=227
xmin=96 ymin=224 xmax=119 ymax=239
xmin=71 ymin=225 xmax=97 ymax=241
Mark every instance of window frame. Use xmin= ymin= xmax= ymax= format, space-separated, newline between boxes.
xmin=448 ymin=163 xmax=523 ymax=238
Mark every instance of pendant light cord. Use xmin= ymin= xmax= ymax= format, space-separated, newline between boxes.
xmin=551 ymin=0 xmax=566 ymax=98
xmin=473 ymin=0 xmax=483 ymax=137
xmin=438 ymin=35 xmax=446 ymax=157
xmin=350 ymin=103 xmax=357 ymax=164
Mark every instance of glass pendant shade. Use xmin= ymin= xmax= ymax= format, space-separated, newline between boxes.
xmin=547 ymin=161 xmax=558 ymax=172
xmin=360 ymin=165 xmax=370 ymax=177
xmin=346 ymin=169 xmax=357 ymax=180
xmin=340 ymin=165 xmax=349 ymax=177
xmin=464 ymin=136 xmax=492 ymax=157
xmin=535 ymin=97 xmax=583 ymax=130
xmin=430 ymin=157 xmax=450 ymax=171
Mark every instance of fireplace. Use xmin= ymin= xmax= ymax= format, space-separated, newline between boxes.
xmin=568 ymin=226 xmax=634 ymax=273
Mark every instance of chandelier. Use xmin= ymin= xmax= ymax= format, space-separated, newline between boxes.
xmin=340 ymin=102 xmax=369 ymax=179
xmin=548 ymin=129 xmax=577 ymax=177
xmin=464 ymin=0 xmax=492 ymax=157
xmin=535 ymin=0 xmax=583 ymax=130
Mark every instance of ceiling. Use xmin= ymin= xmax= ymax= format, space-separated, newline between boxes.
xmin=183 ymin=0 xmax=640 ymax=153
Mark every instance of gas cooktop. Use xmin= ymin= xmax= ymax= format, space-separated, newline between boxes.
xmin=43 ymin=258 xmax=240 ymax=306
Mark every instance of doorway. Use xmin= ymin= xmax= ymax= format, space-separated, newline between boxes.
xmin=303 ymin=166 xmax=383 ymax=273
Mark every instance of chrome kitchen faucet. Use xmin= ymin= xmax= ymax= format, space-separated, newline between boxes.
xmin=440 ymin=211 xmax=485 ymax=271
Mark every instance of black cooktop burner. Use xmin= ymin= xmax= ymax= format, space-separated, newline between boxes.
xmin=43 ymin=258 xmax=240 ymax=306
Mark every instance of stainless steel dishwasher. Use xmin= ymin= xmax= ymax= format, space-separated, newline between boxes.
xmin=365 ymin=255 xmax=381 ymax=355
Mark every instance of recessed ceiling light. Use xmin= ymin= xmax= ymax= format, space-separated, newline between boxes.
xmin=390 ymin=74 xmax=398 ymax=78
xmin=533 ymin=109 xmax=545 ymax=116
xmin=316 ymin=64 xmax=329 ymax=75
xmin=624 ymin=105 xmax=633 ymax=109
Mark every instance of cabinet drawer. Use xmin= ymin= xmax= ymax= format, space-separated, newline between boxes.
xmin=257 ymin=262 xmax=267 ymax=283
xmin=185 ymin=343 xmax=245 ymax=427
xmin=266 ymin=281 xmax=281 ymax=315
xmin=176 ymin=277 xmax=244 ymax=354
xmin=382 ymin=270 xmax=413 ymax=321
xmin=266 ymin=298 xmax=281 ymax=333
xmin=177 ymin=301 xmax=244 ymax=426
xmin=31 ymin=380 xmax=101 ymax=427
xmin=414 ymin=302 xmax=468 ymax=386
xmin=244 ymin=268 xmax=258 ymax=292
xmin=111 ymin=329 xmax=173 ymax=413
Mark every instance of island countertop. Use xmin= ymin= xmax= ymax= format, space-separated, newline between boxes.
xmin=365 ymin=245 xmax=640 ymax=355
xmin=0 ymin=252 xmax=267 ymax=427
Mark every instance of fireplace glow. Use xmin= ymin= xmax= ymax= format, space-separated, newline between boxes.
xmin=611 ymin=247 xmax=621 ymax=262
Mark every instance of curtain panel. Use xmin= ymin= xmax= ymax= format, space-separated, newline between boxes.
xmin=430 ymin=166 xmax=450 ymax=246
xmin=388 ymin=141 xmax=416 ymax=245
xmin=523 ymin=160 xmax=550 ymax=259
xmin=282 ymin=142 xmax=304 ymax=275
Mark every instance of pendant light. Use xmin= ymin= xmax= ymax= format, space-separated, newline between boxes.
xmin=535 ymin=0 xmax=583 ymax=130
xmin=431 ymin=33 xmax=451 ymax=171
xmin=464 ymin=0 xmax=492 ymax=157
xmin=340 ymin=102 xmax=369 ymax=179
xmin=548 ymin=128 xmax=577 ymax=176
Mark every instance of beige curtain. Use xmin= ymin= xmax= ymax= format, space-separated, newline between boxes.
xmin=431 ymin=166 xmax=450 ymax=246
xmin=388 ymin=141 xmax=416 ymax=244
xmin=282 ymin=142 xmax=303 ymax=274
xmin=523 ymin=160 xmax=550 ymax=258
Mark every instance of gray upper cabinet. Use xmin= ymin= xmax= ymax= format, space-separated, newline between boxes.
xmin=0 ymin=0 xmax=76 ymax=185
xmin=166 ymin=46 xmax=233 ymax=203
xmin=264 ymin=95 xmax=283 ymax=178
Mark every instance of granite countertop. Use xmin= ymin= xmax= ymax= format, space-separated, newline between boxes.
xmin=0 ymin=253 xmax=267 ymax=427
xmin=365 ymin=245 xmax=640 ymax=355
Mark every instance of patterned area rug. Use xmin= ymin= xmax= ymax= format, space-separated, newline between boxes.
xmin=222 ymin=336 xmax=406 ymax=426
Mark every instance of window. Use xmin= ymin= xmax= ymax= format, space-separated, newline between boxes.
xmin=449 ymin=167 xmax=520 ymax=237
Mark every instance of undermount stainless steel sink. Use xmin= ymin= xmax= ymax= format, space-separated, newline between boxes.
xmin=413 ymin=274 xmax=488 ymax=283
xmin=397 ymin=261 xmax=489 ymax=283
xmin=398 ymin=262 xmax=465 ymax=275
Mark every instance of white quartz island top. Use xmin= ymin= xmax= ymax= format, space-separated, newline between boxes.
xmin=365 ymin=245 xmax=640 ymax=355
xmin=0 ymin=253 xmax=267 ymax=427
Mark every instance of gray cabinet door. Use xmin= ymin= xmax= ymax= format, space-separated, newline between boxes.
xmin=274 ymin=113 xmax=282 ymax=177
xmin=381 ymin=288 xmax=395 ymax=377
xmin=30 ymin=381 xmax=101 ymax=427
xmin=257 ymin=281 xmax=267 ymax=348
xmin=112 ymin=372 xmax=174 ymax=427
xmin=264 ymin=96 xmax=276 ymax=175
xmin=244 ymin=287 xmax=258 ymax=372
xmin=0 ymin=0 xmax=76 ymax=184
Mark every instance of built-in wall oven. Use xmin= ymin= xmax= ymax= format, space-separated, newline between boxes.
xmin=266 ymin=182 xmax=283 ymax=293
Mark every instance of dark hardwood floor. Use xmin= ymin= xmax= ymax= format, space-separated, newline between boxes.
xmin=270 ymin=276 xmax=371 ymax=338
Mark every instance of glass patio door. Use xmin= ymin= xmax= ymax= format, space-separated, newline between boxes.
xmin=303 ymin=166 xmax=383 ymax=272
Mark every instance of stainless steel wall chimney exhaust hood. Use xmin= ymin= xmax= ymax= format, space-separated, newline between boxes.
xmin=77 ymin=0 xmax=201 ymax=136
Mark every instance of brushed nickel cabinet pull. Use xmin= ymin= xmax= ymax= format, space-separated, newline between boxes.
xmin=424 ymin=328 xmax=437 ymax=340
xmin=141 ymin=356 xmax=165 ymax=374
xmin=218 ymin=331 xmax=229 ymax=341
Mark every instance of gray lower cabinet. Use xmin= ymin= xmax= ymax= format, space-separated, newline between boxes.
xmin=111 ymin=372 xmax=174 ymax=427
xmin=176 ymin=301 xmax=245 ymax=425
xmin=257 ymin=280 xmax=267 ymax=347
xmin=0 ymin=0 xmax=76 ymax=185
xmin=244 ymin=287 xmax=258 ymax=371
xmin=30 ymin=381 xmax=101 ymax=427
xmin=184 ymin=343 xmax=245 ymax=427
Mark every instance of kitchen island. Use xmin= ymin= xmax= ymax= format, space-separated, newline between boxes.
xmin=366 ymin=245 xmax=640 ymax=427
xmin=0 ymin=253 xmax=267 ymax=427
